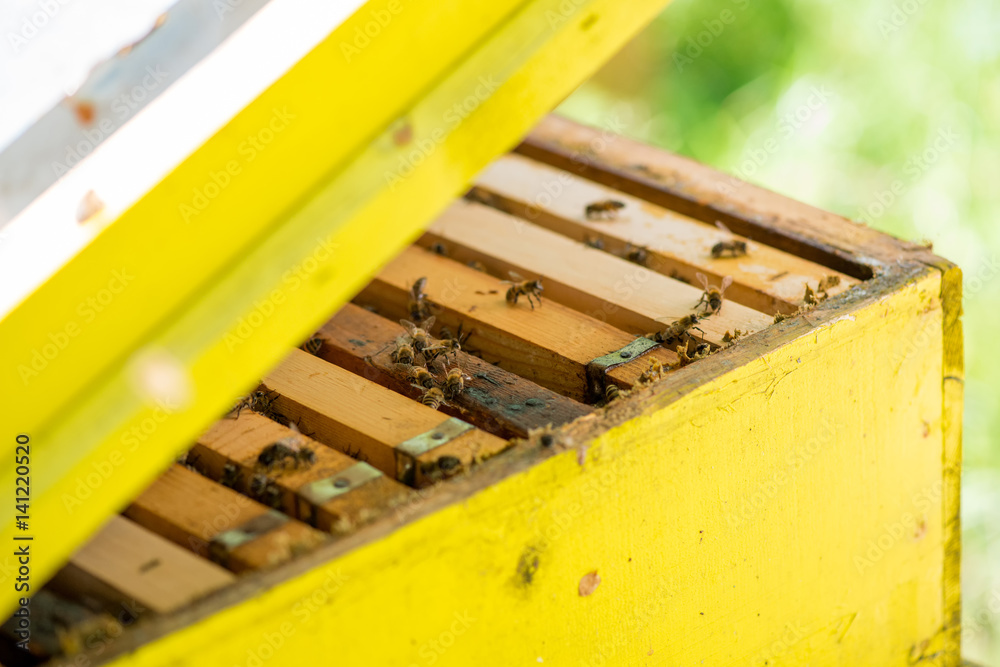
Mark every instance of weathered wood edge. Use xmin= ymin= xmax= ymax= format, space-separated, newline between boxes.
xmin=516 ymin=114 xmax=955 ymax=281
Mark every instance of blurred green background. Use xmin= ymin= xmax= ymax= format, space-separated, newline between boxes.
xmin=557 ymin=0 xmax=999 ymax=662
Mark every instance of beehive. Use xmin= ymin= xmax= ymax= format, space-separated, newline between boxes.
xmin=1 ymin=115 xmax=963 ymax=666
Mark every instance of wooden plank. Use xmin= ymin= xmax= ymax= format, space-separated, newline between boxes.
xmin=420 ymin=199 xmax=772 ymax=344
xmin=312 ymin=303 xmax=593 ymax=439
xmin=516 ymin=114 xmax=948 ymax=279
xmin=190 ymin=413 xmax=412 ymax=534
xmin=262 ymin=349 xmax=512 ymax=488
xmin=123 ymin=465 xmax=326 ymax=574
xmin=357 ymin=246 xmax=679 ymax=401
xmin=50 ymin=516 xmax=235 ymax=615
xmin=471 ymin=153 xmax=857 ymax=315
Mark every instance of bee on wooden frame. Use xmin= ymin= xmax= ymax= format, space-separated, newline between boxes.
xmin=400 ymin=317 xmax=435 ymax=353
xmin=710 ymin=221 xmax=748 ymax=259
xmin=408 ymin=365 xmax=435 ymax=389
xmin=220 ymin=462 xmax=243 ymax=490
xmin=604 ymin=383 xmax=620 ymax=403
xmin=648 ymin=314 xmax=703 ymax=346
xmin=501 ymin=271 xmax=544 ymax=309
xmin=230 ymin=389 xmax=277 ymax=419
xmin=584 ymin=199 xmax=626 ymax=220
xmin=248 ymin=473 xmax=282 ymax=509
xmin=407 ymin=277 xmax=432 ymax=322
xmin=300 ymin=335 xmax=323 ymax=356
xmin=622 ymin=242 xmax=649 ymax=267
xmin=257 ymin=436 xmax=316 ymax=471
xmin=695 ymin=272 xmax=732 ymax=315
xmin=391 ymin=337 xmax=415 ymax=365
xmin=416 ymin=386 xmax=450 ymax=411
xmin=441 ymin=365 xmax=472 ymax=400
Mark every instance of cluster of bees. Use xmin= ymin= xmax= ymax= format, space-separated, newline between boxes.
xmin=216 ymin=427 xmax=318 ymax=510
xmin=390 ymin=278 xmax=476 ymax=410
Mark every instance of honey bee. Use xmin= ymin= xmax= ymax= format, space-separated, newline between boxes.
xmin=230 ymin=389 xmax=277 ymax=419
xmin=409 ymin=365 xmax=435 ymax=389
xmin=584 ymin=199 xmax=626 ymax=220
xmin=257 ymin=437 xmax=316 ymax=471
xmin=300 ymin=336 xmax=323 ymax=355
xmin=501 ymin=271 xmax=544 ymax=309
xmin=407 ymin=277 xmax=432 ymax=322
xmin=584 ymin=235 xmax=605 ymax=250
xmin=429 ymin=242 xmax=448 ymax=256
xmin=441 ymin=366 xmax=471 ymax=400
xmin=417 ymin=386 xmax=449 ymax=410
xmin=604 ymin=383 xmax=620 ymax=402
xmin=400 ymin=317 xmax=435 ymax=352
xmin=248 ymin=473 xmax=282 ymax=509
xmin=220 ymin=462 xmax=243 ymax=490
xmin=695 ymin=272 xmax=732 ymax=315
xmin=467 ymin=260 xmax=488 ymax=273
xmin=710 ymin=221 xmax=748 ymax=259
xmin=649 ymin=314 xmax=703 ymax=346
xmin=391 ymin=337 xmax=415 ymax=365
xmin=638 ymin=358 xmax=665 ymax=384
xmin=623 ymin=242 xmax=649 ymax=267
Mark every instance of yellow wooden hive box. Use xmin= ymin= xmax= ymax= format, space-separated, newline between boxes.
xmin=0 ymin=2 xmax=964 ymax=666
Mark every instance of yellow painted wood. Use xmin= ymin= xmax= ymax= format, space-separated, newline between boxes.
xmin=0 ymin=0 xmax=671 ymax=612
xmin=97 ymin=269 xmax=955 ymax=666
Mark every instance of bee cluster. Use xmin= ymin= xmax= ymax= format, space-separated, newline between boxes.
xmin=391 ymin=278 xmax=477 ymax=410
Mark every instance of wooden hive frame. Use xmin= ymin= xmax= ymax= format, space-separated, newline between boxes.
xmin=2 ymin=115 xmax=962 ymax=667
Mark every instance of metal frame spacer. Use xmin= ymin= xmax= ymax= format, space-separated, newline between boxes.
xmin=395 ymin=417 xmax=472 ymax=485
xmin=208 ymin=509 xmax=288 ymax=564
xmin=586 ymin=337 xmax=660 ymax=400
xmin=299 ymin=462 xmax=383 ymax=506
